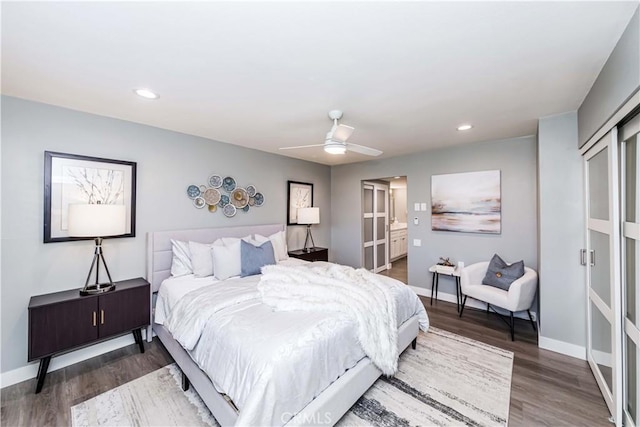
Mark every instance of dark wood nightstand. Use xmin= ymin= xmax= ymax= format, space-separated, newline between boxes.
xmin=288 ymin=247 xmax=328 ymax=262
xmin=28 ymin=277 xmax=150 ymax=393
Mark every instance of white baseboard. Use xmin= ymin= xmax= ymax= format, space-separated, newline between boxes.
xmin=1 ymin=330 xmax=147 ymax=389
xmin=410 ymin=286 xmax=537 ymax=321
xmin=538 ymin=336 xmax=586 ymax=361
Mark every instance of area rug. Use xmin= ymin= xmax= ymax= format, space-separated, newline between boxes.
xmin=71 ymin=327 xmax=513 ymax=427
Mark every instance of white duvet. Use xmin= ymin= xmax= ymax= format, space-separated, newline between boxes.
xmin=158 ymin=261 xmax=428 ymax=426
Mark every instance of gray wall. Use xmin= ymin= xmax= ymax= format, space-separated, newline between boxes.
xmin=0 ymin=96 xmax=331 ymax=374
xmin=538 ymin=111 xmax=586 ymax=348
xmin=331 ymin=136 xmax=538 ymax=298
xmin=578 ymin=7 xmax=640 ymax=147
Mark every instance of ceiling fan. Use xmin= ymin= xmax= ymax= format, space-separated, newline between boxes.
xmin=279 ymin=110 xmax=383 ymax=156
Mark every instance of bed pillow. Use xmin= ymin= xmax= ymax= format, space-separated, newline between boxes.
xmin=188 ymin=241 xmax=215 ymax=278
xmin=254 ymin=230 xmax=289 ymax=261
xmin=241 ymin=240 xmax=276 ymax=277
xmin=170 ymin=239 xmax=192 ymax=277
xmin=212 ymin=238 xmax=242 ymax=280
xmin=482 ymin=254 xmax=525 ymax=291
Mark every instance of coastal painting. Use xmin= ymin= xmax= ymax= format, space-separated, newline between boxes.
xmin=431 ymin=170 xmax=501 ymax=234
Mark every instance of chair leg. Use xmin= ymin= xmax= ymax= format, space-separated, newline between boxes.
xmin=459 ymin=295 xmax=467 ymax=318
xmin=510 ymin=311 xmax=515 ymax=341
xmin=527 ymin=309 xmax=537 ymax=331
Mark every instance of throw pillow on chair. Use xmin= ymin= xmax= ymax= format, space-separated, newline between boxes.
xmin=482 ymin=254 xmax=525 ymax=290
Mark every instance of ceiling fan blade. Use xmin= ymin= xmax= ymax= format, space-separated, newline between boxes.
xmin=345 ymin=142 xmax=383 ymax=157
xmin=279 ymin=144 xmax=326 ymax=150
xmin=332 ymin=124 xmax=354 ymax=142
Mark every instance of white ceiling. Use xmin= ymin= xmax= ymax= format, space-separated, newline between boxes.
xmin=2 ymin=2 xmax=637 ymax=166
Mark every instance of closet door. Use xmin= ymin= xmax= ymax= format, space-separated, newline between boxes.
xmin=584 ymin=129 xmax=623 ymax=426
xmin=621 ymin=117 xmax=640 ymax=427
xmin=362 ymin=182 xmax=389 ymax=273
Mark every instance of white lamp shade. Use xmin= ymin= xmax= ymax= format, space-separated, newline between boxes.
xmin=68 ymin=204 xmax=127 ymax=237
xmin=297 ymin=207 xmax=320 ymax=225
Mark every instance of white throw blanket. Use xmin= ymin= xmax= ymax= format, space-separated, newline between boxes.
xmin=258 ymin=263 xmax=399 ymax=375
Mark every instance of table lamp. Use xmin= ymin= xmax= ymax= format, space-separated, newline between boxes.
xmin=297 ymin=207 xmax=320 ymax=252
xmin=67 ymin=203 xmax=126 ymax=295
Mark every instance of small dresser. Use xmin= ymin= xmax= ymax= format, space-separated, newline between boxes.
xmin=288 ymin=247 xmax=329 ymax=262
xmin=28 ymin=277 xmax=150 ymax=393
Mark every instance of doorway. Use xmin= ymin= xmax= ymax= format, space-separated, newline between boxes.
xmin=362 ymin=176 xmax=408 ymax=283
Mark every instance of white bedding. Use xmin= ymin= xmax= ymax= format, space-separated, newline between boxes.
xmin=156 ymin=260 xmax=429 ymax=426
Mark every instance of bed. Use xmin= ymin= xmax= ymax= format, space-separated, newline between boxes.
xmin=146 ymin=224 xmax=428 ymax=426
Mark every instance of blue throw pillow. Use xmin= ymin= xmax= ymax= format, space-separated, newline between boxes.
xmin=482 ymin=254 xmax=525 ymax=291
xmin=241 ymin=240 xmax=276 ymax=277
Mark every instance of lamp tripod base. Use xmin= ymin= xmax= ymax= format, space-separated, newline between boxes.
xmin=79 ymin=283 xmax=116 ymax=296
xmin=79 ymin=237 xmax=116 ymax=296
xmin=303 ymin=224 xmax=316 ymax=253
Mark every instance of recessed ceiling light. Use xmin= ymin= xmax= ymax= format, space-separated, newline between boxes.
xmin=134 ymin=88 xmax=159 ymax=99
xmin=457 ymin=124 xmax=473 ymax=131
xmin=394 ymin=176 xmax=401 ymax=179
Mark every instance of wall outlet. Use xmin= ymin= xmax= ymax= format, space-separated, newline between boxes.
xmin=413 ymin=239 xmax=421 ymax=247
xmin=413 ymin=217 xmax=419 ymax=225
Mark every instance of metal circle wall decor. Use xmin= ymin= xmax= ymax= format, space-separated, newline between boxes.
xmin=208 ymin=174 xmax=223 ymax=188
xmin=186 ymin=174 xmax=264 ymax=217
xmin=187 ymin=185 xmax=201 ymax=199
xmin=222 ymin=176 xmax=236 ymax=192
xmin=203 ymin=188 xmax=221 ymax=206
xmin=223 ymin=203 xmax=237 ymax=217
xmin=231 ymin=187 xmax=249 ymax=208
xmin=193 ymin=197 xmax=206 ymax=209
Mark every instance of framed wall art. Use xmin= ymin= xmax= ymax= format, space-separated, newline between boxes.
xmin=287 ymin=180 xmax=314 ymax=225
xmin=431 ymin=170 xmax=501 ymax=234
xmin=44 ymin=151 xmax=137 ymax=243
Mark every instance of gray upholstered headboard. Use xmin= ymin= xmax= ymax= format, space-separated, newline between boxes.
xmin=146 ymin=223 xmax=285 ymax=293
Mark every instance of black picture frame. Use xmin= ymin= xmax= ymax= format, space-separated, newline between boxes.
xmin=287 ymin=180 xmax=314 ymax=226
xmin=44 ymin=151 xmax=137 ymax=243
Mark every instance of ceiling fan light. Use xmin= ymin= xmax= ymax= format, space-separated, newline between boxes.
xmin=324 ymin=144 xmax=346 ymax=155
xmin=134 ymin=88 xmax=159 ymax=99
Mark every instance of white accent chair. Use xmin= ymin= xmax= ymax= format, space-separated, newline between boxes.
xmin=459 ymin=261 xmax=538 ymax=340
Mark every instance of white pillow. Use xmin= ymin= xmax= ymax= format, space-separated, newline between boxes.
xmin=255 ymin=231 xmax=289 ymax=261
xmin=212 ymin=238 xmax=242 ymax=280
xmin=188 ymin=241 xmax=215 ymax=278
xmin=170 ymin=239 xmax=192 ymax=277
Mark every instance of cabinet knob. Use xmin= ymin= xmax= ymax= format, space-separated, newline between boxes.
xmin=101 ymin=309 xmax=105 ymax=325
xmin=92 ymin=311 xmax=97 ymax=327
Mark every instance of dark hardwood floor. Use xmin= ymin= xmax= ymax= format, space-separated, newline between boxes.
xmin=1 ymin=294 xmax=610 ymax=426
xmin=379 ymin=256 xmax=408 ymax=283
